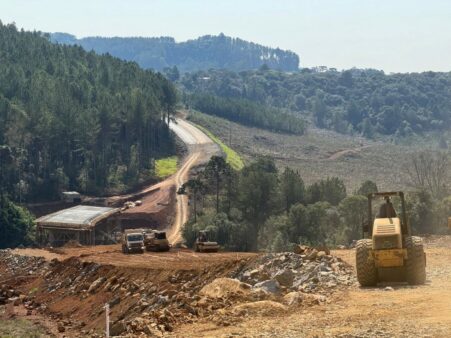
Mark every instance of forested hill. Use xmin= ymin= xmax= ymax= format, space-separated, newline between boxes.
xmin=0 ymin=22 xmax=177 ymax=202
xmin=181 ymin=68 xmax=451 ymax=138
xmin=50 ymin=33 xmax=300 ymax=73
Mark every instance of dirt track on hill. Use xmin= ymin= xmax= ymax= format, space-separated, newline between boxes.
xmin=328 ymin=144 xmax=371 ymax=160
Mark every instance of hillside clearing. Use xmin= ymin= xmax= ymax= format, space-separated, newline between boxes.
xmin=187 ymin=111 xmax=441 ymax=191
xmin=190 ymin=121 xmax=244 ymax=170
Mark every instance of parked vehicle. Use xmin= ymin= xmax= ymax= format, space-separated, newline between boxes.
xmin=121 ymin=229 xmax=145 ymax=254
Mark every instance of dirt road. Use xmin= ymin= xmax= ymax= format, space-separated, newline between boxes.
xmin=171 ymin=238 xmax=451 ymax=338
xmin=12 ymin=245 xmax=255 ymax=270
xmin=167 ymin=118 xmax=218 ymax=244
xmin=110 ymin=118 xmax=218 ymax=243
xmin=328 ymin=144 xmax=371 ymax=160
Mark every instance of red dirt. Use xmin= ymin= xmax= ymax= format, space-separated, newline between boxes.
xmin=107 ymin=118 xmax=219 ymax=242
xmin=3 ymin=247 xmax=258 ymax=337
xmin=13 ymin=246 xmax=257 ymax=270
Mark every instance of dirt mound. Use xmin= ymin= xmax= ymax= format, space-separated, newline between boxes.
xmin=0 ymin=247 xmax=355 ymax=336
xmin=231 ymin=300 xmax=287 ymax=316
xmin=199 ymin=278 xmax=250 ymax=298
xmin=0 ymin=249 xmax=255 ymax=336
xmin=62 ymin=240 xmax=82 ymax=248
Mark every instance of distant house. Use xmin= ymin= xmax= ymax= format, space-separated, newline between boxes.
xmin=36 ymin=205 xmax=121 ymax=247
xmin=61 ymin=191 xmax=82 ymax=203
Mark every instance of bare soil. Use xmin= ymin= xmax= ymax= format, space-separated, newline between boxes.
xmin=2 ymin=237 xmax=451 ymax=337
xmin=13 ymin=246 xmax=256 ymax=271
xmin=171 ymin=241 xmax=451 ymax=338
xmin=107 ymin=117 xmax=219 ymax=240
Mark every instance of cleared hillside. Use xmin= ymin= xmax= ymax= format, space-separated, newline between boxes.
xmin=187 ymin=111 xmax=442 ymax=192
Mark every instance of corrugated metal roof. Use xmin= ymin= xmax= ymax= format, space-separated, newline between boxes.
xmin=36 ymin=205 xmax=119 ymax=230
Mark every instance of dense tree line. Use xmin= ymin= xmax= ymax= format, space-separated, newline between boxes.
xmin=50 ymin=33 xmax=300 ymax=72
xmin=183 ymin=156 xmax=358 ymax=251
xmin=181 ymin=68 xmax=451 ymax=137
xmin=188 ymin=93 xmax=305 ymax=134
xmin=183 ymin=156 xmax=451 ymax=252
xmin=0 ymin=195 xmax=35 ymax=249
xmin=0 ymin=22 xmax=177 ymax=201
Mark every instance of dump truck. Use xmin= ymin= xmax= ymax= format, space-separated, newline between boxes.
xmin=356 ymin=191 xmax=426 ymax=286
xmin=194 ymin=230 xmax=219 ymax=253
xmin=143 ymin=229 xmax=170 ymax=252
xmin=121 ymin=229 xmax=145 ymax=254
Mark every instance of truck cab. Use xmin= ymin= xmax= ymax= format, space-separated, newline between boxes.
xmin=121 ymin=230 xmax=145 ymax=254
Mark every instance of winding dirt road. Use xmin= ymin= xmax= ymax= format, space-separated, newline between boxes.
xmin=106 ymin=118 xmax=217 ymax=244
xmin=167 ymin=118 xmax=217 ymax=243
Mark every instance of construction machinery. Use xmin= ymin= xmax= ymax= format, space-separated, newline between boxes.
xmin=143 ymin=229 xmax=170 ymax=252
xmin=194 ymin=230 xmax=219 ymax=253
xmin=356 ymin=191 xmax=426 ymax=286
xmin=121 ymin=229 xmax=145 ymax=254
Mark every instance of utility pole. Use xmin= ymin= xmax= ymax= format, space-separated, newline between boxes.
xmin=104 ymin=303 xmax=110 ymax=338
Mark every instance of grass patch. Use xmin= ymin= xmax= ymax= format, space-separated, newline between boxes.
xmin=155 ymin=156 xmax=178 ymax=178
xmin=0 ymin=318 xmax=45 ymax=337
xmin=193 ymin=123 xmax=244 ymax=170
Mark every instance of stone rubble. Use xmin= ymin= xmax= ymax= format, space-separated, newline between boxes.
xmin=235 ymin=250 xmax=356 ymax=296
xmin=0 ymin=246 xmax=356 ymax=337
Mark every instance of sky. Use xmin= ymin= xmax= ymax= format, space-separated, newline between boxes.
xmin=1 ymin=0 xmax=450 ymax=73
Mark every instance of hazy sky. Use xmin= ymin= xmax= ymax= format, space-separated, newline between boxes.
xmin=1 ymin=0 xmax=450 ymax=73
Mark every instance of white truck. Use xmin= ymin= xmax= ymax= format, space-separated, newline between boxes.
xmin=121 ymin=229 xmax=145 ymax=254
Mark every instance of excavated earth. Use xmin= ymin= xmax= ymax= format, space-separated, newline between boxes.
xmin=1 ymin=236 xmax=451 ymax=337
xmin=0 ymin=244 xmax=353 ymax=337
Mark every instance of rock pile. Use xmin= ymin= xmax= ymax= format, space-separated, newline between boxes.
xmin=0 ymin=282 xmax=43 ymax=316
xmin=235 ymin=250 xmax=355 ymax=296
xmin=0 ymin=247 xmax=355 ymax=336
xmin=0 ymin=249 xmax=47 ymax=276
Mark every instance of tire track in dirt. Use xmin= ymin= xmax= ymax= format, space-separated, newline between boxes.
xmin=328 ymin=145 xmax=371 ymax=160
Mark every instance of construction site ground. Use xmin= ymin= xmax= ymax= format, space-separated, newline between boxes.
xmin=1 ymin=236 xmax=451 ymax=337
xmin=176 ymin=239 xmax=451 ymax=338
xmin=12 ymin=246 xmax=256 ymax=271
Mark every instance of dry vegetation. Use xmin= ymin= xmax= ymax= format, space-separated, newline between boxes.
xmin=188 ymin=111 xmax=446 ymax=192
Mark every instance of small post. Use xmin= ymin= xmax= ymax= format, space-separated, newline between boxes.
xmin=104 ymin=303 xmax=110 ymax=338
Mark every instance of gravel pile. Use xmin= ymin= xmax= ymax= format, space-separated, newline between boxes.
xmin=234 ymin=249 xmax=355 ymax=295
xmin=0 ymin=249 xmax=47 ymax=277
